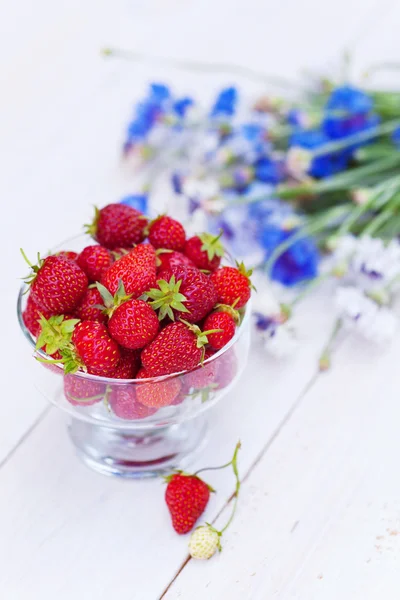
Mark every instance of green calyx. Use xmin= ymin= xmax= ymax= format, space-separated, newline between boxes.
xmin=198 ymin=231 xmax=225 ymax=262
xmin=179 ymin=319 xmax=223 ymax=361
xmin=84 ymin=206 xmax=100 ymax=238
xmin=20 ymin=249 xmax=44 ymax=286
xmin=235 ymin=260 xmax=256 ymax=291
xmin=95 ymin=280 xmax=132 ymax=317
xmin=36 ymin=314 xmax=80 ymax=356
xmin=155 ymin=248 xmax=173 ymax=267
xmin=146 ymin=276 xmax=189 ymax=321
xmin=213 ymin=302 xmax=240 ymax=324
xmin=163 ymin=470 xmax=216 ymax=493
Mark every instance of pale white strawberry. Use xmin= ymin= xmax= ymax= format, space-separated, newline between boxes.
xmin=188 ymin=525 xmax=221 ymax=560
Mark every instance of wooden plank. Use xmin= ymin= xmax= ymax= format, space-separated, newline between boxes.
xmin=0 ymin=290 xmax=336 ymax=599
xmin=164 ymin=333 xmax=400 ymax=599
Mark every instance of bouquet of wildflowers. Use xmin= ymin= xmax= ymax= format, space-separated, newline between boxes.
xmin=106 ymin=48 xmax=400 ymax=367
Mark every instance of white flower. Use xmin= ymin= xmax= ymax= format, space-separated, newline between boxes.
xmin=189 ymin=526 xmax=221 ymax=560
xmin=335 ymin=286 xmax=398 ymax=344
xmin=182 ymin=177 xmax=220 ymax=201
xmin=286 ymin=147 xmax=313 ymax=178
xmin=351 ymin=237 xmax=400 ymax=285
xmin=261 ymin=322 xmax=298 ymax=358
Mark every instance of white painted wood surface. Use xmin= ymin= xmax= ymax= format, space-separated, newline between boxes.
xmin=2 ymin=1 xmax=400 ymax=598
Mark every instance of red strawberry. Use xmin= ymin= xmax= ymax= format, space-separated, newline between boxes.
xmin=109 ymin=355 xmax=139 ymax=379
xmin=148 ymin=216 xmax=186 ymax=251
xmin=86 ymin=204 xmax=147 ymax=250
xmin=148 ymin=265 xmax=218 ymax=323
xmin=108 ymin=298 xmax=159 ymax=350
xmin=74 ymin=287 xmax=107 ymax=323
xmin=214 ymin=348 xmax=238 ymax=389
xmin=101 ymin=243 xmax=157 ymax=297
xmin=165 ymin=473 xmax=212 ymax=534
xmin=71 ymin=321 xmax=120 ymax=376
xmin=203 ymin=310 xmax=237 ymax=350
xmin=156 ymin=250 xmax=194 ymax=272
xmin=141 ymin=321 xmax=207 ymax=376
xmin=77 ymin=245 xmax=113 ymax=282
xmin=187 ymin=356 xmax=218 ymax=391
xmin=108 ymin=385 xmax=158 ymax=420
xmin=135 ymin=367 xmax=182 ymax=408
xmin=23 ymin=294 xmax=53 ymax=337
xmin=56 ymin=251 xmax=79 ymax=262
xmin=184 ymin=233 xmax=224 ymax=272
xmin=210 ymin=263 xmax=253 ymax=309
xmin=63 ymin=374 xmax=105 ymax=406
xmin=22 ymin=252 xmax=88 ymax=313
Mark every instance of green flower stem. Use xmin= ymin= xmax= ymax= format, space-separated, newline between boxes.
xmin=220 ymin=442 xmax=241 ymax=535
xmin=102 ymin=48 xmax=303 ymax=92
xmin=362 ymin=192 xmax=400 ymax=236
xmin=311 ymin=119 xmax=400 ymax=158
xmin=194 ymin=441 xmax=241 ymax=478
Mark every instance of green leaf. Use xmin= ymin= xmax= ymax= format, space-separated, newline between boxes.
xmin=95 ymin=282 xmax=114 ymax=308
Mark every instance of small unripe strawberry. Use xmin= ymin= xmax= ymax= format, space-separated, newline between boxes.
xmin=188 ymin=525 xmax=221 ymax=559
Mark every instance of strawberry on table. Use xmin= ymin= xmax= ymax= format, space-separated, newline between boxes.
xmin=210 ymin=262 xmax=253 ymax=308
xmin=23 ymin=294 xmax=53 ymax=337
xmin=101 ymin=243 xmax=157 ymax=297
xmin=184 ymin=232 xmax=224 ymax=272
xmin=141 ymin=321 xmax=209 ymax=376
xmin=148 ymin=265 xmax=217 ymax=323
xmin=74 ymin=287 xmax=107 ymax=323
xmin=71 ymin=321 xmax=121 ymax=376
xmin=164 ymin=472 xmax=213 ymax=534
xmin=135 ymin=367 xmax=182 ymax=408
xmin=77 ymin=245 xmax=113 ymax=282
xmin=22 ymin=251 xmax=88 ymax=314
xmin=86 ymin=204 xmax=147 ymax=249
xmin=147 ymin=215 xmax=186 ymax=251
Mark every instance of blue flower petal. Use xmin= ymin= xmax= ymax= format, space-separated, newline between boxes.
xmin=119 ymin=194 xmax=148 ymax=214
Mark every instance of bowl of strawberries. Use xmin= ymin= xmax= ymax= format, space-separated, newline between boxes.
xmin=17 ymin=204 xmax=252 ymax=477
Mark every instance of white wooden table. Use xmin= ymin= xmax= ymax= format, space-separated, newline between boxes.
xmin=2 ymin=1 xmax=400 ymax=598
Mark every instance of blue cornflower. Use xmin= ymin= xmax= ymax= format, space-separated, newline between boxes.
xmin=254 ymin=157 xmax=285 ymax=184
xmin=125 ymin=83 xmax=171 ymax=145
xmin=173 ymin=97 xmax=194 ymax=117
xmin=211 ymin=87 xmax=238 ymax=117
xmin=259 ymin=224 xmax=319 ymax=286
xmin=392 ymin=126 xmax=400 ymax=148
xmin=323 ymin=85 xmax=378 ymax=140
xmin=290 ymin=129 xmax=348 ymax=178
xmin=120 ymin=194 xmax=148 ymax=214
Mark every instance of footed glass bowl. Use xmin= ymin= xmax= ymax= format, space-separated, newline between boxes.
xmin=17 ymin=234 xmax=251 ymax=478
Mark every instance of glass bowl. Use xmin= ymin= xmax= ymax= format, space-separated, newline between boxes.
xmin=17 ymin=234 xmax=251 ymax=478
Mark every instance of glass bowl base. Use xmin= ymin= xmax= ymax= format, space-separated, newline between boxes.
xmin=68 ymin=416 xmax=208 ymax=478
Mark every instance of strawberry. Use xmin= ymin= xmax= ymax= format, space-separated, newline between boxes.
xmin=184 ymin=233 xmax=224 ymax=272
xmin=70 ymin=321 xmax=121 ymax=376
xmin=77 ymin=245 xmax=113 ymax=282
xmin=187 ymin=356 xmax=218 ymax=391
xmin=214 ymin=348 xmax=238 ymax=389
xmin=63 ymin=374 xmax=105 ymax=406
xmin=203 ymin=309 xmax=237 ymax=350
xmin=156 ymin=250 xmax=194 ymax=272
xmin=108 ymin=385 xmax=158 ymax=420
xmin=96 ymin=281 xmax=159 ymax=349
xmin=135 ymin=367 xmax=182 ymax=408
xmin=141 ymin=321 xmax=209 ymax=376
xmin=164 ymin=472 xmax=213 ymax=534
xmin=56 ymin=251 xmax=79 ymax=262
xmin=101 ymin=243 xmax=157 ymax=297
xmin=147 ymin=265 xmax=217 ymax=323
xmin=86 ymin=204 xmax=147 ymax=250
xmin=22 ymin=251 xmax=88 ymax=314
xmin=148 ymin=215 xmax=186 ymax=251
xmin=109 ymin=355 xmax=139 ymax=379
xmin=74 ymin=287 xmax=107 ymax=323
xmin=189 ymin=526 xmax=221 ymax=559
xmin=210 ymin=263 xmax=253 ymax=308
xmin=23 ymin=294 xmax=53 ymax=337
